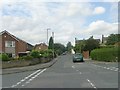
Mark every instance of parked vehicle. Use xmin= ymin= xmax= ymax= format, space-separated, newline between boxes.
xmin=73 ymin=53 xmax=84 ymax=62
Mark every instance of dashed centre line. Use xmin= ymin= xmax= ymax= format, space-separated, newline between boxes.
xmin=79 ymin=72 xmax=82 ymax=74
xmin=91 ymin=64 xmax=118 ymax=72
xmin=87 ymin=79 xmax=97 ymax=89
xmin=72 ymin=66 xmax=75 ymax=68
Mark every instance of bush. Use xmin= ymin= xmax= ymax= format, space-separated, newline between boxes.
xmin=30 ymin=49 xmax=54 ymax=59
xmin=40 ymin=49 xmax=53 ymax=58
xmin=30 ymin=50 xmax=40 ymax=58
xmin=90 ymin=47 xmax=119 ymax=62
xmin=0 ymin=54 xmax=10 ymax=61
xmin=47 ymin=49 xmax=53 ymax=58
xmin=21 ymin=55 xmax=33 ymax=60
xmin=100 ymin=45 xmax=114 ymax=48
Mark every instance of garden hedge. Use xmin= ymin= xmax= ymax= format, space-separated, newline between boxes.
xmin=90 ymin=47 xmax=119 ymax=62
xmin=0 ymin=54 xmax=10 ymax=61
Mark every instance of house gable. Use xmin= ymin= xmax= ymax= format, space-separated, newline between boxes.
xmin=0 ymin=30 xmax=33 ymax=56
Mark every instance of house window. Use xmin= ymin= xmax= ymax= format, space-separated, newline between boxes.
xmin=5 ymin=41 xmax=15 ymax=47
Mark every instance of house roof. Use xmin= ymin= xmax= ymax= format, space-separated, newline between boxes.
xmin=0 ymin=30 xmax=33 ymax=46
xmin=35 ymin=43 xmax=47 ymax=47
xmin=0 ymin=30 xmax=19 ymax=41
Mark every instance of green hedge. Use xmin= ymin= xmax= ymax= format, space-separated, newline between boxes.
xmin=90 ymin=47 xmax=119 ymax=62
xmin=40 ymin=49 xmax=53 ymax=58
xmin=30 ymin=49 xmax=54 ymax=58
xmin=30 ymin=50 xmax=40 ymax=58
xmin=18 ymin=55 xmax=33 ymax=60
xmin=0 ymin=54 xmax=10 ymax=61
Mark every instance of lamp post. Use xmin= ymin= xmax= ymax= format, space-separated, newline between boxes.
xmin=47 ymin=28 xmax=50 ymax=59
xmin=52 ymin=32 xmax=54 ymax=58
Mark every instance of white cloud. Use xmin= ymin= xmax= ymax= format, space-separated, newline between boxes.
xmin=0 ymin=1 xmax=118 ymax=46
xmin=64 ymin=3 xmax=92 ymax=16
xmin=93 ymin=7 xmax=105 ymax=15
xmin=1 ymin=2 xmax=93 ymax=45
xmin=80 ymin=20 xmax=118 ymax=37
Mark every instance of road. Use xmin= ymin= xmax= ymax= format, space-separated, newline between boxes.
xmin=2 ymin=54 xmax=118 ymax=89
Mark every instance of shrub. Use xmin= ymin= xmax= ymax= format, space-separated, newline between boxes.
xmin=47 ymin=49 xmax=53 ymax=58
xmin=39 ymin=49 xmax=53 ymax=58
xmin=0 ymin=54 xmax=10 ymax=61
xmin=100 ymin=45 xmax=114 ymax=48
xmin=30 ymin=49 xmax=54 ymax=59
xmin=30 ymin=50 xmax=40 ymax=58
xmin=90 ymin=47 xmax=119 ymax=62
xmin=42 ymin=53 xmax=48 ymax=58
xmin=22 ymin=55 xmax=33 ymax=60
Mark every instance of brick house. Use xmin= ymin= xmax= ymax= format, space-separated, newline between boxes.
xmin=34 ymin=43 xmax=48 ymax=51
xmin=0 ymin=30 xmax=33 ymax=57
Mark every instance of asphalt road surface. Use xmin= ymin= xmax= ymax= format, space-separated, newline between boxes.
xmin=2 ymin=54 xmax=118 ymax=89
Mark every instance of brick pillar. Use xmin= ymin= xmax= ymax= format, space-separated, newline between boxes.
xmin=82 ymin=51 xmax=89 ymax=59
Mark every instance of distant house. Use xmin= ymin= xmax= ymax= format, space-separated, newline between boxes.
xmin=34 ymin=43 xmax=48 ymax=51
xmin=0 ymin=30 xmax=33 ymax=57
xmin=75 ymin=38 xmax=85 ymax=46
xmin=75 ymin=37 xmax=101 ymax=45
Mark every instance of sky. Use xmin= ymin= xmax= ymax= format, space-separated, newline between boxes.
xmin=0 ymin=0 xmax=119 ymax=46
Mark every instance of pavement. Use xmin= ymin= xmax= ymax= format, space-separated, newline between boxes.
xmin=1 ymin=57 xmax=58 ymax=75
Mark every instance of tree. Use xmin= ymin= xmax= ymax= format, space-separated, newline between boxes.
xmin=83 ymin=38 xmax=100 ymax=53
xmin=66 ymin=42 xmax=72 ymax=52
xmin=74 ymin=40 xmax=85 ymax=53
xmin=106 ymin=34 xmax=120 ymax=45
xmin=48 ymin=36 xmax=54 ymax=49
xmin=54 ymin=43 xmax=66 ymax=55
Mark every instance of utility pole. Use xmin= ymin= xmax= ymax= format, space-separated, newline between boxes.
xmin=52 ymin=32 xmax=54 ymax=59
xmin=47 ymin=28 xmax=50 ymax=59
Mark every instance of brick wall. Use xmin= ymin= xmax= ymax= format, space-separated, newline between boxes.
xmin=82 ymin=51 xmax=89 ymax=59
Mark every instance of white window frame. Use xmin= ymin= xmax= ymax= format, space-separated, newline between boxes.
xmin=5 ymin=41 xmax=15 ymax=47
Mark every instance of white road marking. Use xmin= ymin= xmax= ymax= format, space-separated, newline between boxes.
xmin=26 ymin=81 xmax=30 ymax=84
xmin=92 ymin=64 xmax=118 ymax=72
xmin=110 ymin=69 xmax=113 ymax=70
xmin=103 ymin=67 xmax=107 ymax=69
xmin=79 ymin=72 xmax=82 ymax=74
xmin=11 ymin=69 xmax=46 ymax=88
xmin=111 ymin=67 xmax=118 ymax=69
xmin=76 ymin=70 xmax=79 ymax=71
xmin=23 ymin=69 xmax=47 ymax=86
xmin=21 ymin=69 xmax=41 ymax=81
xmin=87 ymin=79 xmax=97 ymax=89
xmin=72 ymin=66 xmax=75 ymax=68
xmin=16 ymin=82 xmax=21 ymax=85
xmin=22 ymin=85 xmax=25 ymax=87
xmin=11 ymin=69 xmax=41 ymax=88
xmin=114 ymin=69 xmax=118 ymax=71
xmin=11 ymin=85 xmax=17 ymax=88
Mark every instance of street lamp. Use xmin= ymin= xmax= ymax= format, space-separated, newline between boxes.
xmin=47 ymin=28 xmax=50 ymax=59
xmin=52 ymin=32 xmax=54 ymax=58
xmin=47 ymin=28 xmax=51 ymax=46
